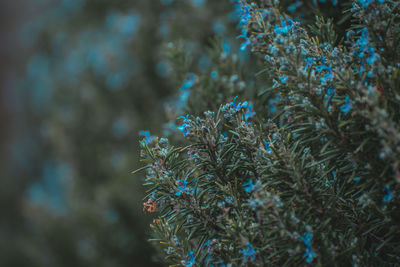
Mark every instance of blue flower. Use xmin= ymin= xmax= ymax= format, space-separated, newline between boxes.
xmin=183 ymin=251 xmax=196 ymax=267
xmin=300 ymin=232 xmax=313 ymax=247
xmin=330 ymin=170 xmax=336 ymax=183
xmin=288 ymin=1 xmax=303 ymax=12
xmin=221 ymin=39 xmax=231 ymax=58
xmin=139 ymin=130 xmax=152 ymax=144
xmin=315 ymin=63 xmax=333 ymax=83
xmin=300 ymin=232 xmax=317 ymax=263
xmin=178 ymin=115 xmax=190 ymax=136
xmin=180 ymin=73 xmax=195 ymax=91
xmin=304 ymin=57 xmax=314 ymax=71
xmin=357 ymin=0 xmax=382 ymax=8
xmin=340 ymin=96 xmax=352 ymax=114
xmin=279 ymin=74 xmax=288 ymax=84
xmin=366 ymin=47 xmax=376 ymax=65
xmin=238 ymin=32 xmax=251 ymax=51
xmin=230 ymin=96 xmax=248 ymax=111
xmin=244 ymin=103 xmax=253 ymax=121
xmin=243 ymin=179 xmax=255 ymax=192
xmin=264 ymin=140 xmax=272 ymax=153
xmin=304 ymin=246 xmax=317 ymax=263
xmin=176 ymin=180 xmax=188 ymax=196
xmin=274 ymin=17 xmax=294 ymax=35
xmin=383 ymin=186 xmax=393 ymax=203
xmin=240 ymin=242 xmax=256 ymax=262
xmin=211 ymin=71 xmax=218 ymax=79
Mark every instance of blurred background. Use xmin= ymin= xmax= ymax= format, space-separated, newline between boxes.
xmin=0 ymin=0 xmax=243 ymax=266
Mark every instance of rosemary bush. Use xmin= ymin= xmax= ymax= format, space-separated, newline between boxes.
xmin=139 ymin=0 xmax=400 ymax=266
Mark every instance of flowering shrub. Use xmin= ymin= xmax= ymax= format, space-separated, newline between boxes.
xmin=139 ymin=0 xmax=400 ymax=265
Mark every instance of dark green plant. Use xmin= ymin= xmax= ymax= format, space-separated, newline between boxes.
xmin=139 ymin=0 xmax=400 ymax=266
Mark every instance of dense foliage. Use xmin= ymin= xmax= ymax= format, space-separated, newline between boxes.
xmin=139 ymin=0 xmax=400 ymax=266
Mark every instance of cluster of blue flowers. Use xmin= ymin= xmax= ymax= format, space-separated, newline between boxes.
xmin=229 ymin=96 xmax=254 ymax=121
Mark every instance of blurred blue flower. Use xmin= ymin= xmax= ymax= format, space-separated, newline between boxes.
xmin=139 ymin=130 xmax=152 ymax=144
xmin=191 ymin=0 xmax=205 ymax=7
xmin=300 ymin=232 xmax=317 ymax=263
xmin=180 ymin=73 xmax=195 ymax=91
xmin=340 ymin=96 xmax=352 ymax=114
xmin=383 ymin=186 xmax=393 ymax=203
xmin=288 ymin=1 xmax=303 ymax=12
xmin=243 ymin=179 xmax=255 ymax=192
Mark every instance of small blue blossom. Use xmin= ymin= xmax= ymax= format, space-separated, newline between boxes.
xmin=183 ymin=250 xmax=196 ymax=267
xmin=288 ymin=1 xmax=303 ymax=12
xmin=139 ymin=130 xmax=152 ymax=144
xmin=274 ymin=17 xmax=294 ymax=35
xmin=176 ymin=180 xmax=188 ymax=196
xmin=243 ymin=179 xmax=255 ymax=192
xmin=264 ymin=140 xmax=272 ymax=153
xmin=180 ymin=73 xmax=195 ymax=91
xmin=330 ymin=170 xmax=336 ymax=183
xmin=301 ymin=232 xmax=313 ymax=247
xmin=178 ymin=115 xmax=190 ymax=136
xmin=178 ymin=74 xmax=195 ymax=108
xmin=244 ymin=103 xmax=253 ymax=121
xmin=238 ymin=33 xmax=251 ymax=51
xmin=279 ymin=74 xmax=288 ymax=84
xmin=221 ymin=39 xmax=231 ymax=58
xmin=230 ymin=96 xmax=248 ymax=111
xmin=240 ymin=242 xmax=256 ymax=262
xmin=304 ymin=57 xmax=314 ymax=71
xmin=326 ymin=87 xmax=336 ymax=98
xmin=340 ymin=96 xmax=352 ymax=114
xmin=366 ymin=47 xmax=376 ymax=65
xmin=382 ymin=186 xmax=393 ymax=203
xmin=304 ymin=245 xmax=317 ymax=263
xmin=211 ymin=71 xmax=218 ymax=79
xmin=357 ymin=0 xmax=383 ymax=8
xmin=300 ymin=232 xmax=317 ymax=263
